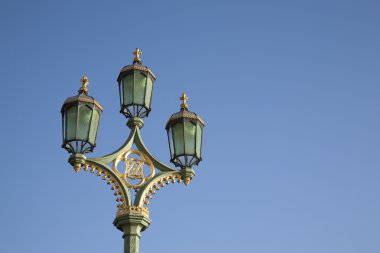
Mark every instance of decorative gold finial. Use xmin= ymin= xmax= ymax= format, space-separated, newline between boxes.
xmin=133 ymin=48 xmax=142 ymax=64
xmin=73 ymin=163 xmax=81 ymax=173
xmin=180 ymin=92 xmax=189 ymax=109
xmin=79 ymin=75 xmax=89 ymax=94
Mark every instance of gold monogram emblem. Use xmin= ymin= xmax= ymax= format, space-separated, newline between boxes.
xmin=113 ymin=150 xmax=155 ymax=188
xmin=125 ymin=158 xmax=144 ymax=179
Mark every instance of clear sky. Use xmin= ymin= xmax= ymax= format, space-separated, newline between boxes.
xmin=0 ymin=0 xmax=379 ymax=252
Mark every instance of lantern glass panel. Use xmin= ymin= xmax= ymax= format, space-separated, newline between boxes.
xmin=168 ymin=127 xmax=174 ymax=158
xmin=66 ymin=106 xmax=77 ymax=140
xmin=134 ymin=72 xmax=147 ymax=104
xmin=89 ymin=109 xmax=100 ymax=144
xmin=145 ymin=76 xmax=153 ymax=107
xmin=77 ymin=105 xmax=92 ymax=140
xmin=184 ymin=120 xmax=196 ymax=155
xmin=196 ymin=122 xmax=202 ymax=157
xmin=123 ymin=75 xmax=134 ymax=105
xmin=173 ymin=123 xmax=184 ymax=156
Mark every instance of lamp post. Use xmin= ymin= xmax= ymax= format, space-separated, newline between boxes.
xmin=60 ymin=49 xmax=205 ymax=253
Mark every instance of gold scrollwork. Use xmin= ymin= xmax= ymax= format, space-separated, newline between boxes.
xmin=142 ymin=174 xmax=182 ymax=206
xmin=83 ymin=162 xmax=128 ymax=209
xmin=113 ymin=149 xmax=155 ymax=188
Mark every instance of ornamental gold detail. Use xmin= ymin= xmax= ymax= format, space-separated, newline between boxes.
xmin=119 ymin=65 xmax=156 ymax=79
xmin=180 ymin=92 xmax=189 ymax=109
xmin=142 ymin=174 xmax=182 ymax=207
xmin=82 ymin=162 xmax=128 ymax=209
xmin=133 ymin=48 xmax=142 ymax=64
xmin=166 ymin=112 xmax=205 ymax=125
xmin=113 ymin=149 xmax=155 ymax=188
xmin=79 ymin=75 xmax=89 ymax=93
xmin=117 ymin=206 xmax=149 ymax=218
xmin=63 ymin=96 xmax=103 ymax=110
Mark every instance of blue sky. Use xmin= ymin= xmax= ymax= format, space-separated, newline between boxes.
xmin=0 ymin=0 xmax=379 ymax=252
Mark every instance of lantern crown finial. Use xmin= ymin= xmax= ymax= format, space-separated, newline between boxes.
xmin=180 ymin=92 xmax=189 ymax=109
xmin=133 ymin=48 xmax=142 ymax=65
xmin=79 ymin=75 xmax=89 ymax=94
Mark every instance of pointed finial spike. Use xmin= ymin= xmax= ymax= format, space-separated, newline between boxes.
xmin=79 ymin=75 xmax=89 ymax=94
xmin=73 ymin=163 xmax=81 ymax=173
xmin=180 ymin=92 xmax=189 ymax=109
xmin=133 ymin=48 xmax=142 ymax=64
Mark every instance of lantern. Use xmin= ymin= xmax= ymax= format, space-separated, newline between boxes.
xmin=117 ymin=48 xmax=156 ymax=119
xmin=61 ymin=76 xmax=102 ymax=154
xmin=166 ymin=93 xmax=205 ymax=169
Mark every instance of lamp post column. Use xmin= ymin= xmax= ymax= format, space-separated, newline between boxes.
xmin=114 ymin=211 xmax=151 ymax=253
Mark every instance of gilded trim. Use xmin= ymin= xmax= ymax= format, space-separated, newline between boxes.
xmin=116 ymin=206 xmax=149 ymax=218
xmin=63 ymin=96 xmax=103 ymax=111
xmin=83 ymin=161 xmax=129 ymax=209
xmin=139 ymin=173 xmax=182 ymax=207
xmin=112 ymin=149 xmax=155 ymax=188
xmin=166 ymin=112 xmax=205 ymax=126
xmin=120 ymin=65 xmax=156 ymax=80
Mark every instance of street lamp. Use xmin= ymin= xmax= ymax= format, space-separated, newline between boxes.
xmin=60 ymin=48 xmax=204 ymax=253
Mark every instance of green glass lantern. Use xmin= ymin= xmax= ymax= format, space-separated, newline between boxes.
xmin=61 ymin=76 xmax=103 ymax=154
xmin=117 ymin=48 xmax=156 ymax=119
xmin=166 ymin=93 xmax=205 ymax=169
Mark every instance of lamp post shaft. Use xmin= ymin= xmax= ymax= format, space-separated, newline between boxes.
xmin=123 ymin=229 xmax=141 ymax=253
xmin=114 ymin=213 xmax=151 ymax=253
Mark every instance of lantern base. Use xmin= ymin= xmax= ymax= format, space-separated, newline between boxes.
xmin=181 ymin=167 xmax=195 ymax=186
xmin=127 ymin=117 xmax=144 ymax=129
xmin=120 ymin=105 xmax=151 ymax=119
xmin=68 ymin=153 xmax=86 ymax=173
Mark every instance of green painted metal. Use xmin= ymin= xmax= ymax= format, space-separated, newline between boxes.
xmin=134 ymin=127 xmax=177 ymax=172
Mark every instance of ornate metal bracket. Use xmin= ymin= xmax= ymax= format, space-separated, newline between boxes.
xmin=69 ymin=118 xmax=194 ymax=218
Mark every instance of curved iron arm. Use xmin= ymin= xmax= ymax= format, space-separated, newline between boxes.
xmin=85 ymin=159 xmax=132 ymax=206
xmin=91 ymin=127 xmax=137 ymax=164
xmin=134 ymin=128 xmax=176 ymax=173
xmin=134 ymin=171 xmax=182 ymax=206
xmin=90 ymin=124 xmax=175 ymax=173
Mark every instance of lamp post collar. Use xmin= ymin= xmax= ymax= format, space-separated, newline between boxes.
xmin=127 ymin=117 xmax=144 ymax=129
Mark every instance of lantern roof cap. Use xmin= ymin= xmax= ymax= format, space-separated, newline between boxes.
xmin=117 ymin=65 xmax=156 ymax=81
xmin=117 ymin=48 xmax=156 ymax=82
xmin=62 ymin=75 xmax=103 ymax=111
xmin=165 ymin=93 xmax=205 ymax=128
